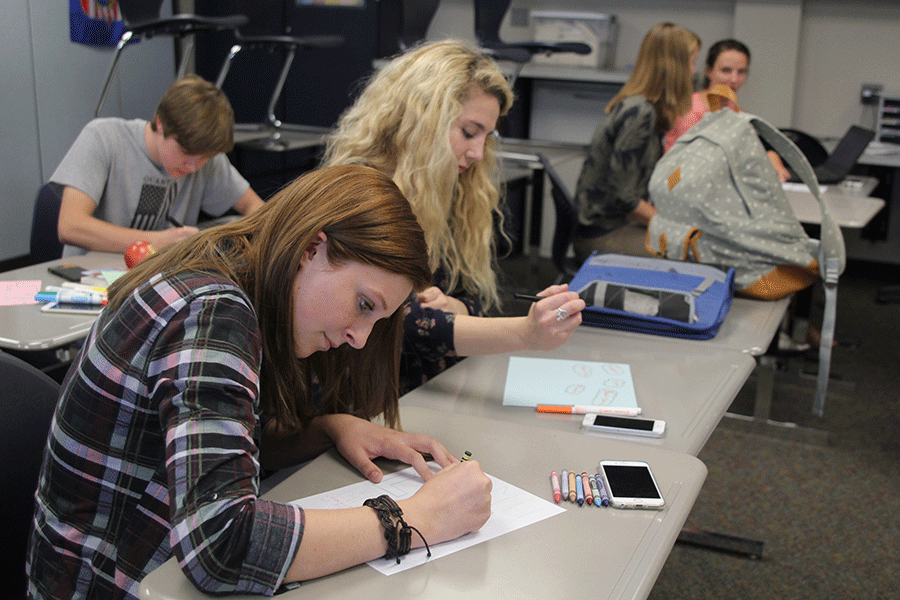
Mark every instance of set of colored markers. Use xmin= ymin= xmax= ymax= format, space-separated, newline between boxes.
xmin=550 ymin=469 xmax=609 ymax=507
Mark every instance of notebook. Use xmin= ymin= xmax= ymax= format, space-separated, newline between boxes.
xmin=788 ymin=125 xmax=875 ymax=184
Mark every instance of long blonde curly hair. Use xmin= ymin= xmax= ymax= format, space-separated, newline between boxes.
xmin=323 ymin=40 xmax=513 ymax=309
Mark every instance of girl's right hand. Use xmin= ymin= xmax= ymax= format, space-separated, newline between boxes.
xmin=399 ymin=460 xmax=492 ymax=546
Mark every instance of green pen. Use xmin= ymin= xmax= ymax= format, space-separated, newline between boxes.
xmin=460 ymin=451 xmax=473 ymax=462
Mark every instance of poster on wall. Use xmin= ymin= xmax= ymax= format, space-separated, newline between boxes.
xmin=70 ymin=0 xmax=126 ymax=47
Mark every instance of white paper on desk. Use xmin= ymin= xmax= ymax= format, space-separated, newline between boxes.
xmin=502 ymin=356 xmax=638 ymax=409
xmin=782 ymin=181 xmax=828 ymax=193
xmin=291 ymin=464 xmax=564 ymax=576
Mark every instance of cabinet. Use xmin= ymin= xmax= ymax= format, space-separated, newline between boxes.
xmin=875 ymin=95 xmax=900 ymax=145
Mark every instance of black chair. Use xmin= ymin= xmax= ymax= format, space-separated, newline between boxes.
xmin=0 ymin=351 xmax=60 ymax=599
xmin=214 ymin=0 xmax=343 ymax=149
xmin=391 ymin=0 xmax=441 ymax=53
xmin=29 ymin=183 xmax=64 ymax=264
xmin=779 ymin=128 xmax=829 ymax=167
xmin=474 ymin=0 xmax=590 ymax=72
xmin=95 ymin=0 xmax=247 ymax=117
xmin=537 ymin=153 xmax=580 ymax=282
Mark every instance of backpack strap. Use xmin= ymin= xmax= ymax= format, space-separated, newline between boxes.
xmin=748 ymin=118 xmax=845 ymax=416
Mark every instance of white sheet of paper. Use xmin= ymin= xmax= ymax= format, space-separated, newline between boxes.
xmin=291 ymin=464 xmax=565 ymax=575
xmin=502 ymin=356 xmax=638 ymax=409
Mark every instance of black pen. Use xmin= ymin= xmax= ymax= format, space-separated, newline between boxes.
xmin=166 ymin=215 xmax=183 ymax=228
xmin=514 ymin=292 xmax=542 ymax=302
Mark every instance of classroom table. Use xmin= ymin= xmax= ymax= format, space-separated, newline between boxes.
xmin=400 ymin=328 xmax=755 ymax=457
xmin=783 ymin=175 xmax=884 ymax=227
xmin=0 ymin=252 xmax=122 ymax=351
xmin=139 ymin=406 xmax=707 ymax=600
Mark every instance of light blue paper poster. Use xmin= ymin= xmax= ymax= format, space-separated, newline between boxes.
xmin=502 ymin=356 xmax=638 ymax=409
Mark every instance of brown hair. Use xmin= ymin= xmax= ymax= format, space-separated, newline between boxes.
xmin=108 ymin=165 xmax=432 ymax=430
xmin=607 ymin=23 xmax=700 ymax=132
xmin=150 ymin=74 xmax=235 ymax=156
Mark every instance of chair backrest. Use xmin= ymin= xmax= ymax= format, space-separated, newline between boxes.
xmin=0 ymin=351 xmax=60 ymax=600
xmin=399 ymin=0 xmax=440 ymax=50
xmin=117 ymin=0 xmax=165 ymax=26
xmin=537 ymin=153 xmax=579 ymax=279
xmin=779 ymin=128 xmax=829 ymax=167
xmin=474 ymin=0 xmax=511 ymax=46
xmin=30 ymin=183 xmax=64 ymax=264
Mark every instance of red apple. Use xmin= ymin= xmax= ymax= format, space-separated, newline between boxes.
xmin=124 ymin=241 xmax=158 ymax=269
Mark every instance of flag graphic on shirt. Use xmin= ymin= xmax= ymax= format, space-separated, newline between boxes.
xmin=70 ymin=0 xmax=126 ymax=47
xmin=131 ymin=181 xmax=176 ymax=231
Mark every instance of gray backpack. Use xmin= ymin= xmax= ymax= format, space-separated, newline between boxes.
xmin=647 ymin=107 xmax=845 ymax=416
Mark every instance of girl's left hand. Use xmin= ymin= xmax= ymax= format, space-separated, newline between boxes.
xmin=416 ymin=286 xmax=469 ymax=315
xmin=319 ymin=414 xmax=456 ymax=483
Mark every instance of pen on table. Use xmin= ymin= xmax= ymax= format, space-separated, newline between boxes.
xmin=588 ymin=473 xmax=602 ymax=507
xmin=581 ymin=473 xmax=593 ymax=506
xmin=575 ymin=472 xmax=585 ymax=506
xmin=166 ymin=214 xmax=184 ymax=228
xmin=46 ymin=284 xmax=107 ymax=295
xmin=537 ymin=405 xmax=643 ymax=417
xmin=460 ymin=450 xmax=472 ymax=462
xmin=594 ymin=474 xmax=610 ymax=507
xmin=35 ymin=290 xmax=107 ymax=306
xmin=561 ymin=469 xmax=570 ymax=502
xmin=550 ymin=471 xmax=561 ymax=504
xmin=567 ymin=470 xmax=577 ymax=502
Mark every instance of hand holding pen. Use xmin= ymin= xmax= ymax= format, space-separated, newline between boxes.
xmin=515 ymin=284 xmax=585 ymax=350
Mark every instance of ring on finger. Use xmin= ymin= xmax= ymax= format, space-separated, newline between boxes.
xmin=556 ymin=307 xmax=569 ymax=322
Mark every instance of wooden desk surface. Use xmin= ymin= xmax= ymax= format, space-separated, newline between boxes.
xmin=140 ymin=406 xmax=706 ymax=600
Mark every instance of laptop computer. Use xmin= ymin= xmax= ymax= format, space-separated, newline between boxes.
xmin=787 ymin=125 xmax=875 ymax=184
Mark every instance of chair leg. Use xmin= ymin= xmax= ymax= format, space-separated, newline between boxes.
xmin=95 ymin=31 xmax=134 ymax=118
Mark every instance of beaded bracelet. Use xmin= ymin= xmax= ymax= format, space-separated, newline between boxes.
xmin=363 ymin=494 xmax=431 ymax=564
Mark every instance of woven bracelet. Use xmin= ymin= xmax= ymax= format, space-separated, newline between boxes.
xmin=363 ymin=494 xmax=431 ymax=564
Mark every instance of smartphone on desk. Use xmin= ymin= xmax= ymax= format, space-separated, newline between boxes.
xmin=48 ymin=264 xmax=85 ymax=282
xmin=581 ymin=413 xmax=666 ymax=438
xmin=598 ymin=460 xmax=665 ymax=510
xmin=40 ymin=301 xmax=103 ymax=316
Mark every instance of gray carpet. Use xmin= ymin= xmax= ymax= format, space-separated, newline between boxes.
xmin=498 ymin=256 xmax=900 ymax=599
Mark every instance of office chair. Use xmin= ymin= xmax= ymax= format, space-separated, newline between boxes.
xmin=30 ymin=183 xmax=64 ymax=264
xmin=95 ymin=0 xmax=247 ymax=117
xmin=779 ymin=128 xmax=829 ymax=167
xmin=536 ymin=153 xmax=580 ymax=282
xmin=379 ymin=0 xmax=441 ymax=54
xmin=473 ymin=0 xmax=590 ymax=82
xmin=0 ymin=351 xmax=60 ymax=599
xmin=214 ymin=0 xmax=343 ymax=150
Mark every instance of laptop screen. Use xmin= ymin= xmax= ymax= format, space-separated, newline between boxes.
xmin=826 ymin=125 xmax=875 ymax=171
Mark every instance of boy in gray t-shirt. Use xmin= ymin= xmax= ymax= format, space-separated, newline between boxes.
xmin=52 ymin=75 xmax=264 ymax=257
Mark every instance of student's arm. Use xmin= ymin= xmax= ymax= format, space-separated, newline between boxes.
xmin=767 ymin=150 xmax=791 ymax=182
xmin=628 ymin=199 xmax=657 ymax=226
xmin=232 ymin=187 xmax=265 ymax=216
xmin=57 ymin=185 xmax=197 ymax=253
xmin=451 ymin=285 xmax=585 ymax=356
xmin=279 ymin=413 xmax=490 ymax=582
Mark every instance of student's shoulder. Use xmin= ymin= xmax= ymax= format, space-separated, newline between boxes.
xmin=78 ymin=118 xmax=147 ymax=147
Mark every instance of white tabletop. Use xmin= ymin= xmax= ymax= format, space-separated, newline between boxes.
xmin=784 ymin=176 xmax=884 ymax=228
xmin=401 ymin=327 xmax=755 ymax=457
xmin=0 ymin=252 xmax=122 ymax=350
xmin=139 ymin=406 xmax=707 ymax=600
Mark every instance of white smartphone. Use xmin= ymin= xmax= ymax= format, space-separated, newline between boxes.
xmin=40 ymin=301 xmax=103 ymax=316
xmin=598 ymin=460 xmax=666 ymax=510
xmin=581 ymin=413 xmax=666 ymax=438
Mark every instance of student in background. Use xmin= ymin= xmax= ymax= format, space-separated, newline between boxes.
xmin=54 ymin=75 xmax=264 ymax=257
xmin=573 ymin=23 xmax=700 ymax=261
xmin=28 ymin=165 xmax=492 ymax=600
xmin=664 ymin=38 xmax=790 ymax=181
xmin=323 ymin=40 xmax=584 ymax=394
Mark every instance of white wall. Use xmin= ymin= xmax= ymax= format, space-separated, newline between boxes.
xmin=0 ymin=1 xmax=175 ymax=262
